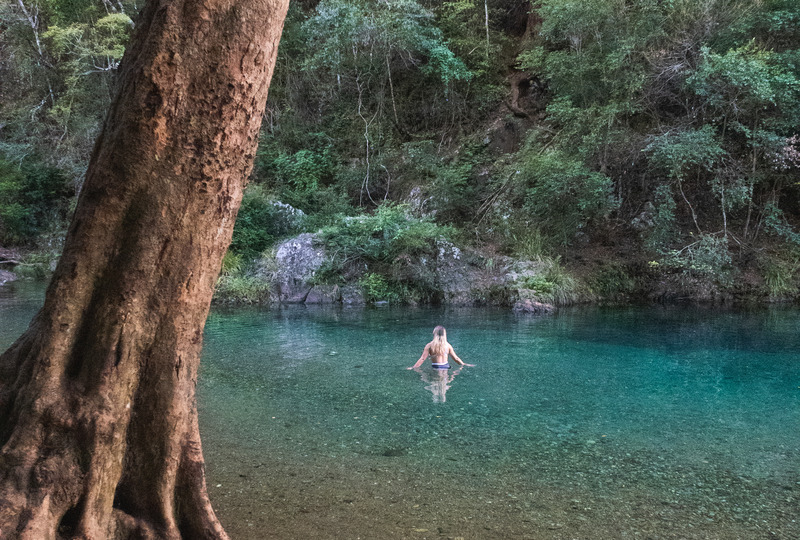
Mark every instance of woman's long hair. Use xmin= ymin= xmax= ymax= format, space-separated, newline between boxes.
xmin=429 ymin=326 xmax=448 ymax=356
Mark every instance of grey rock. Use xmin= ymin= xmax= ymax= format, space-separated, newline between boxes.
xmin=272 ymin=233 xmax=326 ymax=303
xmin=631 ymin=202 xmax=656 ymax=232
xmin=513 ymin=299 xmax=556 ymax=314
xmin=0 ymin=270 xmax=17 ymax=286
xmin=340 ymin=285 xmax=366 ymax=305
xmin=305 ymin=285 xmax=340 ymax=304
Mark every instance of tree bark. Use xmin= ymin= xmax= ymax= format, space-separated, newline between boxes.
xmin=0 ymin=0 xmax=288 ymax=538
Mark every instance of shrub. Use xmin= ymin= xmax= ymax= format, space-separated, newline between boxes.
xmin=759 ymin=251 xmax=799 ymax=297
xmin=589 ymin=263 xmax=637 ymax=297
xmin=508 ymin=146 xmax=618 ymax=246
xmin=520 ymin=256 xmax=582 ymax=304
xmin=644 ymin=184 xmax=679 ymax=251
xmin=508 ymin=227 xmax=547 ymax=261
xmin=319 ymin=203 xmax=452 ymax=266
xmin=360 ymin=272 xmax=405 ymax=303
xmin=318 ymin=203 xmax=453 ymax=302
xmin=661 ymin=234 xmax=734 ymax=285
xmin=214 ymin=274 xmax=272 ymax=303
xmin=0 ymin=157 xmax=73 ymax=244
xmin=230 ymin=185 xmax=306 ymax=260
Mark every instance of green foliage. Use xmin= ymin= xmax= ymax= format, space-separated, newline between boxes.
xmin=378 ymin=139 xmax=481 ymax=222
xmin=762 ymin=202 xmax=800 ymax=246
xmin=214 ymin=274 xmax=272 ymax=304
xmin=759 ymin=251 xmax=799 ymax=297
xmin=318 ymin=203 xmax=452 ymax=301
xmin=42 ymin=13 xmax=133 ymax=138
xmin=320 ymin=203 xmax=451 ymax=265
xmin=644 ymin=126 xmax=725 ymax=180
xmin=687 ymin=42 xmax=799 ymax=127
xmin=525 ymin=0 xmax=663 ymax=109
xmin=270 ymin=148 xmax=349 ymax=215
xmin=662 ymin=234 xmax=734 ymax=285
xmin=220 ymin=251 xmax=244 ymax=276
xmin=3 ymin=0 xmax=800 ymax=303
xmin=303 ymin=0 xmax=471 ymax=86
xmin=519 ymin=257 xmax=581 ymax=304
xmin=0 ymin=156 xmax=72 ymax=244
xmin=521 ymin=275 xmax=554 ymax=295
xmin=44 ymin=0 xmax=96 ymax=24
xmin=512 ymin=147 xmax=617 ymax=245
xmin=645 ymin=185 xmax=679 ymax=252
xmin=230 ymin=185 xmax=306 ymax=260
xmin=508 ymin=228 xmax=546 ymax=261
xmin=589 ymin=263 xmax=637 ymax=297
xmin=1 ymin=1 xmax=137 ymax=193
xmin=215 ymin=245 xmax=272 ymax=303
xmin=359 ymin=272 xmax=404 ymax=303
xmin=435 ymin=0 xmax=511 ymax=107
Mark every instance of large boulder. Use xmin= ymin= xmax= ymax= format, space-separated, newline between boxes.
xmin=429 ymin=238 xmax=482 ymax=305
xmin=269 ymin=233 xmax=327 ymax=303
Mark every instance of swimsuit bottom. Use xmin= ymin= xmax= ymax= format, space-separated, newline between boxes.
xmin=431 ymin=363 xmax=451 ymax=369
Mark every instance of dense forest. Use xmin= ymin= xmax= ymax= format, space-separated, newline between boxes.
xmin=2 ymin=0 xmax=799 ymax=303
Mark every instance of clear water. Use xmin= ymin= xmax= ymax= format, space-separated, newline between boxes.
xmin=2 ymin=283 xmax=798 ymax=538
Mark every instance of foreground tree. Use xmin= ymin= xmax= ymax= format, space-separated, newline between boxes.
xmin=0 ymin=0 xmax=288 ymax=537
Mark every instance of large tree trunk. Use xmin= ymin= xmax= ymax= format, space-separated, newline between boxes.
xmin=0 ymin=0 xmax=288 ymax=538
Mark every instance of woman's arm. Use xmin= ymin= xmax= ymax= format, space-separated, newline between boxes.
xmin=408 ymin=344 xmax=430 ymax=369
xmin=449 ymin=345 xmax=475 ymax=367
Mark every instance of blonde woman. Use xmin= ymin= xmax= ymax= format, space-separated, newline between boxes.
xmin=408 ymin=326 xmax=474 ymax=370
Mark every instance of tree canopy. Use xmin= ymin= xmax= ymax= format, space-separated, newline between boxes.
xmin=2 ymin=0 xmax=800 ymax=299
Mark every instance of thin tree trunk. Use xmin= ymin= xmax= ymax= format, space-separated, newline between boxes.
xmin=484 ymin=0 xmax=490 ymax=63
xmin=0 ymin=0 xmax=288 ymax=538
xmin=678 ymin=178 xmax=702 ymax=234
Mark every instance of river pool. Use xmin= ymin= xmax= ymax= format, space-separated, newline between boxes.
xmin=1 ymin=281 xmax=798 ymax=539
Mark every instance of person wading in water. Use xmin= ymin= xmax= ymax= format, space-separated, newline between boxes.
xmin=408 ymin=326 xmax=474 ymax=370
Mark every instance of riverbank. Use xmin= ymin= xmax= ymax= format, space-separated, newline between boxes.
xmin=4 ymin=247 xmax=798 ymax=309
xmin=210 ymin=231 xmax=799 ymax=309
xmin=5 ymin=228 xmax=799 ymax=308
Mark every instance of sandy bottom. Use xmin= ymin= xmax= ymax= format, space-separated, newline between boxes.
xmin=204 ymin=441 xmax=797 ymax=540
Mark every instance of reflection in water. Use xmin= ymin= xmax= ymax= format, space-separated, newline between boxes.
xmin=412 ymin=365 xmax=463 ymax=403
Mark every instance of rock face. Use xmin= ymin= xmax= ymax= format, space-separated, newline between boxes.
xmin=266 ymin=233 xmax=366 ymax=305
xmin=270 ymin=233 xmax=328 ymax=303
xmin=429 ymin=239 xmax=479 ymax=305
xmin=260 ymin=232 xmax=558 ymax=312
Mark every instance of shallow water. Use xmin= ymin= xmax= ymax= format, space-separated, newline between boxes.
xmin=197 ymin=304 xmax=799 ymax=539
xmin=2 ymin=283 xmax=798 ymax=539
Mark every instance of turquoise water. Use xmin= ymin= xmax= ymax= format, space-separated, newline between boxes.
xmin=199 ymin=304 xmax=799 ymax=538
xmin=0 ymin=281 xmax=46 ymax=346
xmin=2 ymin=283 xmax=798 ymax=538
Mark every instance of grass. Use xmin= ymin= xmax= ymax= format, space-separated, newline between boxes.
xmin=519 ymin=256 xmax=583 ymax=305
